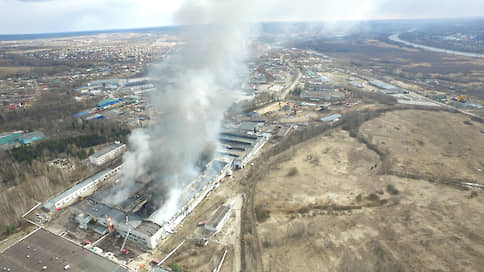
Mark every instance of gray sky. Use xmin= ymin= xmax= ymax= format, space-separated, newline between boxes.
xmin=0 ymin=0 xmax=483 ymax=34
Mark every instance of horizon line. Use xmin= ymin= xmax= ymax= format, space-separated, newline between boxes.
xmin=0 ymin=16 xmax=482 ymax=38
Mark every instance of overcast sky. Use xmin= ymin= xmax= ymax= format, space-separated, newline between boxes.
xmin=0 ymin=0 xmax=483 ymax=34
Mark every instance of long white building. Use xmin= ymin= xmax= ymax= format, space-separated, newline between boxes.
xmin=89 ymin=142 xmax=126 ymax=166
xmin=43 ymin=166 xmax=122 ymax=212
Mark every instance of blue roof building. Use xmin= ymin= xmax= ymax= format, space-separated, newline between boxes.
xmin=0 ymin=132 xmax=21 ymax=145
xmin=97 ymin=98 xmax=124 ymax=108
xmin=17 ymin=131 xmax=45 ymax=144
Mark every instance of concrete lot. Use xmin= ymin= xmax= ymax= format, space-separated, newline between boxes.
xmin=0 ymin=228 xmax=127 ymax=272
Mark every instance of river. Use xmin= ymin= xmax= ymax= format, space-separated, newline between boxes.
xmin=389 ymin=33 xmax=484 ymax=58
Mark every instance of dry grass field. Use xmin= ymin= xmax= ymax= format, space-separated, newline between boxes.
xmin=244 ymin=109 xmax=484 ymax=272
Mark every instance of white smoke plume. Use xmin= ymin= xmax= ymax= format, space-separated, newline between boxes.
xmin=107 ymin=0 xmax=261 ymax=223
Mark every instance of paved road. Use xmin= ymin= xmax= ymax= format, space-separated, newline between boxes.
xmin=389 ymin=33 xmax=484 ymax=59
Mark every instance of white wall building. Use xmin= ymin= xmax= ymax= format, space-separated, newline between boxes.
xmin=89 ymin=143 xmax=126 ymax=166
xmin=43 ymin=166 xmax=122 ymax=211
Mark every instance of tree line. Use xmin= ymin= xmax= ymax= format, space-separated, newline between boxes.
xmin=9 ymin=128 xmax=130 ymax=164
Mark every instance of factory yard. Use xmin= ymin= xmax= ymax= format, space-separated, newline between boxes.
xmin=240 ymin=108 xmax=484 ymax=271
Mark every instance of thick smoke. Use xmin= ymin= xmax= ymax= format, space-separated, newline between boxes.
xmin=107 ymin=0 xmax=259 ymax=224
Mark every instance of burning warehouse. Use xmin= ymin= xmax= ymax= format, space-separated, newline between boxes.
xmin=69 ymin=158 xmax=232 ymax=249
xmin=42 ymin=126 xmax=269 ymax=250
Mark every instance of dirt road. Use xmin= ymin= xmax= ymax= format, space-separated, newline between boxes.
xmin=279 ymin=69 xmax=302 ymax=100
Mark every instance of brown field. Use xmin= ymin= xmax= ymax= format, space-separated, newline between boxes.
xmin=0 ymin=66 xmax=32 ymax=76
xmin=241 ymin=109 xmax=484 ymax=271
xmin=360 ymin=110 xmax=484 ymax=183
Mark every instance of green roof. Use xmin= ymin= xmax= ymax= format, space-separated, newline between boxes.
xmin=97 ymin=99 xmax=118 ymax=107
xmin=0 ymin=133 xmax=21 ymax=145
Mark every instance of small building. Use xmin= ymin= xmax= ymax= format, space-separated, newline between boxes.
xmin=320 ymin=75 xmax=330 ymax=83
xmin=75 ymin=213 xmax=92 ymax=230
xmin=89 ymin=142 xmax=126 ymax=166
xmin=320 ymin=113 xmax=342 ymax=123
xmin=0 ymin=131 xmax=22 ymax=145
xmin=97 ymin=98 xmax=123 ymax=109
xmin=204 ymin=205 xmax=232 ymax=233
xmin=17 ymin=131 xmax=45 ymax=144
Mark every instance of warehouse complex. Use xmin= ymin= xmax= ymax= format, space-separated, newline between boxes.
xmin=75 ymin=159 xmax=233 ymax=249
xmin=34 ymin=124 xmax=270 ymax=253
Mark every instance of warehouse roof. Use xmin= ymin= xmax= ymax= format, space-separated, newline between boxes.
xmin=90 ymin=143 xmax=125 ymax=159
xmin=0 ymin=229 xmax=128 ymax=272
xmin=369 ymin=80 xmax=397 ymax=90
xmin=320 ymin=113 xmax=342 ymax=122
xmin=86 ymin=203 xmax=142 ymax=228
xmin=43 ymin=169 xmax=113 ymax=211
xmin=0 ymin=132 xmax=21 ymax=145
xmin=135 ymin=221 xmax=163 ymax=236
xmin=97 ymin=98 xmax=123 ymax=108
xmin=17 ymin=131 xmax=45 ymax=142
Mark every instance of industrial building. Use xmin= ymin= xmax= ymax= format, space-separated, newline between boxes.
xmin=320 ymin=113 xmax=342 ymax=122
xmin=204 ymin=204 xmax=232 ymax=233
xmin=80 ymin=202 xmax=165 ymax=249
xmin=369 ymin=80 xmax=397 ymax=90
xmin=84 ymin=203 xmax=166 ymax=249
xmin=0 ymin=131 xmax=21 ymax=145
xmin=41 ymin=124 xmax=270 ymax=250
xmin=0 ymin=131 xmax=22 ymax=149
xmin=89 ymin=142 xmax=126 ymax=166
xmin=17 ymin=131 xmax=45 ymax=144
xmin=43 ymin=167 xmax=121 ymax=212
xmin=0 ymin=229 xmax=128 ymax=272
xmin=153 ymin=159 xmax=233 ymax=239
xmin=97 ymin=98 xmax=124 ymax=109
xmin=217 ymin=131 xmax=269 ymax=169
xmin=66 ymin=158 xmax=232 ymax=249
xmin=88 ymin=78 xmax=122 ymax=87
